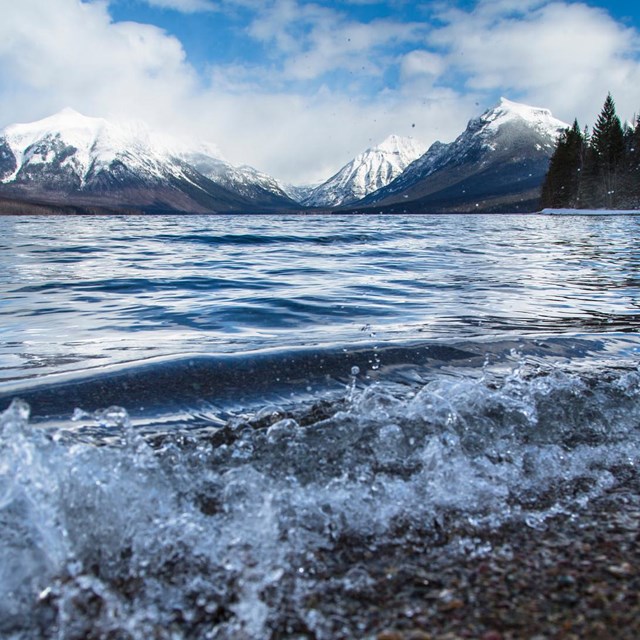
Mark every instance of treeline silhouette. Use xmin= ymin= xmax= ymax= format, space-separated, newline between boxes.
xmin=541 ymin=94 xmax=640 ymax=210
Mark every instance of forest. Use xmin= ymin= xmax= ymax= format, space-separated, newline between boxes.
xmin=541 ymin=94 xmax=640 ymax=210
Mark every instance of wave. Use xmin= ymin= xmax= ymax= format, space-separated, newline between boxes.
xmin=153 ymin=231 xmax=398 ymax=247
xmin=0 ymin=337 xmax=602 ymax=426
xmin=1 ymin=339 xmax=639 ymax=638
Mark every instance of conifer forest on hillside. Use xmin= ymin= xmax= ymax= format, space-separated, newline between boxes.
xmin=542 ymin=94 xmax=640 ymax=209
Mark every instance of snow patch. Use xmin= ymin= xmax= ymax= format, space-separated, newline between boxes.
xmin=541 ymin=208 xmax=640 ymax=215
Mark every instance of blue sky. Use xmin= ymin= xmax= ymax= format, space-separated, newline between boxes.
xmin=1 ymin=1 xmax=640 ymax=183
xmin=107 ymin=1 xmax=640 ymax=78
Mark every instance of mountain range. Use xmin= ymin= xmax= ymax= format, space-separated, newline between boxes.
xmin=0 ymin=99 xmax=568 ymax=215
xmin=0 ymin=108 xmax=297 ymax=214
xmin=355 ymin=98 xmax=568 ymax=213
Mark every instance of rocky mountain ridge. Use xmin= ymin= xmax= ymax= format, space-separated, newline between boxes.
xmin=303 ymin=134 xmax=427 ymax=207
xmin=0 ymin=109 xmax=297 ymax=213
xmin=357 ymin=98 xmax=568 ymax=212
xmin=0 ymin=99 xmax=569 ymax=214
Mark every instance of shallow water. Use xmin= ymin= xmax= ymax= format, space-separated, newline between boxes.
xmin=1 ymin=213 xmax=640 ymax=638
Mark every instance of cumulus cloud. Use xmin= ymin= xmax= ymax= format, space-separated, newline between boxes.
xmin=278 ymin=20 xmax=413 ymax=83
xmin=429 ymin=0 xmax=640 ymax=126
xmin=1 ymin=0 xmax=640 ymax=184
xmin=0 ymin=0 xmax=199 ymax=127
xmin=401 ymin=50 xmax=445 ymax=79
xmin=245 ymin=0 xmax=426 ymax=86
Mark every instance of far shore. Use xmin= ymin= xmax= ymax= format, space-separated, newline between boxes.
xmin=540 ymin=207 xmax=640 ymax=215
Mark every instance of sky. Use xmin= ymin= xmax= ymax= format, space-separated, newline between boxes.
xmin=1 ymin=0 xmax=640 ymax=185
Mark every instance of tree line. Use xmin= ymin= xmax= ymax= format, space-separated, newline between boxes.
xmin=541 ymin=94 xmax=640 ymax=210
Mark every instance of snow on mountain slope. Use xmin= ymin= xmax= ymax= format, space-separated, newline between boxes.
xmin=182 ymin=150 xmax=297 ymax=206
xmin=281 ymin=183 xmax=318 ymax=203
xmin=0 ymin=108 xmax=182 ymax=187
xmin=481 ymin=97 xmax=567 ymax=136
xmin=0 ymin=109 xmax=295 ymax=211
xmin=362 ymin=97 xmax=568 ymax=208
xmin=0 ymin=98 xmax=569 ymax=214
xmin=303 ymin=135 xmax=426 ymax=207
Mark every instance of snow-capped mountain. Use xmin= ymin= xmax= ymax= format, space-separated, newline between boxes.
xmin=181 ymin=150 xmax=296 ymax=209
xmin=0 ymin=99 xmax=569 ymax=215
xmin=303 ymin=135 xmax=426 ymax=207
xmin=0 ymin=109 xmax=296 ymax=213
xmin=1 ymin=108 xmax=168 ymax=186
xmin=360 ymin=98 xmax=569 ymax=212
xmin=281 ymin=183 xmax=318 ymax=204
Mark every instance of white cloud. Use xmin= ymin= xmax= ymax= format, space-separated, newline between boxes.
xmin=242 ymin=0 xmax=428 ymax=85
xmin=0 ymin=0 xmax=199 ymax=126
xmin=401 ymin=50 xmax=445 ymax=79
xmin=197 ymin=86 xmax=473 ymax=184
xmin=278 ymin=21 xmax=409 ymax=82
xmin=0 ymin=0 xmax=467 ymax=184
xmin=1 ymin=0 xmax=639 ymax=185
xmin=429 ymin=1 xmax=640 ymax=127
xmin=466 ymin=0 xmax=550 ymax=19
xmin=204 ymin=0 xmax=640 ymax=180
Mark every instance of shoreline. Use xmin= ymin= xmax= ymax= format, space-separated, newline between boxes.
xmin=291 ymin=470 xmax=640 ymax=640
xmin=540 ymin=208 xmax=640 ymax=216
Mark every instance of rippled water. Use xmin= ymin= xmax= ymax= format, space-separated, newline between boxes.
xmin=2 ymin=213 xmax=640 ymax=384
xmin=1 ymin=213 xmax=640 ymax=638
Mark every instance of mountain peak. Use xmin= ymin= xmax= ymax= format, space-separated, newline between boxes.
xmin=4 ymin=108 xmax=110 ymax=151
xmin=494 ymin=96 xmax=552 ymax=117
xmin=56 ymin=106 xmax=86 ymax=118
xmin=23 ymin=107 xmax=107 ymax=130
xmin=361 ymin=97 xmax=570 ymax=212
xmin=374 ymin=134 xmax=426 ymax=156
xmin=480 ymin=97 xmax=564 ymax=132
xmin=303 ymin=134 xmax=426 ymax=207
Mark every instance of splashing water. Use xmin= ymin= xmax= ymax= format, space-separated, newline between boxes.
xmin=1 ymin=359 xmax=640 ymax=639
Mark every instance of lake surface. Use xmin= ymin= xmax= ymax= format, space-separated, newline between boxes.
xmin=1 ymin=213 xmax=640 ymax=638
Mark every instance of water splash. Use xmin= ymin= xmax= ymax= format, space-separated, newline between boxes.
xmin=1 ymin=363 xmax=640 ymax=638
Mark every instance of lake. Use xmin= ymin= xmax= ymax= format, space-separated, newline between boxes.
xmin=1 ymin=213 xmax=640 ymax=638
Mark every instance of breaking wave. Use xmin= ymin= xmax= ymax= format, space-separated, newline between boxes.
xmin=1 ymin=354 xmax=639 ymax=639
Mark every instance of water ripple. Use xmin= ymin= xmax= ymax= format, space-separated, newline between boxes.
xmin=1 ymin=213 xmax=640 ymax=381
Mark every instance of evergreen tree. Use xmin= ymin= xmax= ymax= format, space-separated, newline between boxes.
xmin=541 ymin=93 xmax=639 ymax=210
xmin=591 ymin=93 xmax=625 ymax=207
xmin=577 ymin=122 xmax=599 ymax=208
xmin=624 ymin=116 xmax=640 ymax=207
xmin=541 ymin=119 xmax=584 ymax=208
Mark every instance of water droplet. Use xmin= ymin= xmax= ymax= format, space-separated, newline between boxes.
xmin=94 ymin=406 xmax=130 ymax=428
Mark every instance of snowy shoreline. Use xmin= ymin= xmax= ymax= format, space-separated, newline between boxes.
xmin=540 ymin=208 xmax=640 ymax=215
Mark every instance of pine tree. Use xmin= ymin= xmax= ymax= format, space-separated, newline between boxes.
xmin=624 ymin=116 xmax=640 ymax=207
xmin=591 ymin=93 xmax=625 ymax=207
xmin=541 ymin=120 xmax=584 ymax=208
xmin=541 ymin=93 xmax=639 ymax=210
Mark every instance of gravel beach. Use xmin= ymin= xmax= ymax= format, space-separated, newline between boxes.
xmin=284 ymin=469 xmax=640 ymax=640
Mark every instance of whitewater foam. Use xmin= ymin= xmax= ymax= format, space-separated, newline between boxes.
xmin=1 ymin=358 xmax=639 ymax=638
